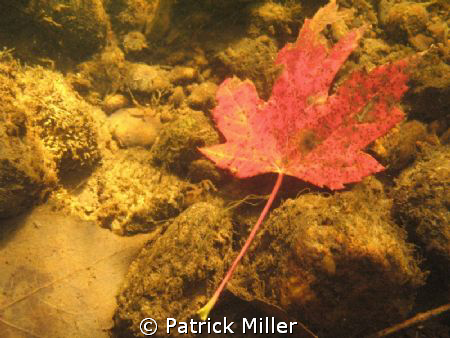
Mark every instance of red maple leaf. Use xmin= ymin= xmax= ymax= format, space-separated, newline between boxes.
xmin=198 ymin=0 xmax=410 ymax=320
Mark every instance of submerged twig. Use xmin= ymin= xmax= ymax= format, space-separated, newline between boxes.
xmin=370 ymin=303 xmax=450 ymax=337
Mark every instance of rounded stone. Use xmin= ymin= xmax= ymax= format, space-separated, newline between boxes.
xmin=108 ymin=108 xmax=161 ymax=148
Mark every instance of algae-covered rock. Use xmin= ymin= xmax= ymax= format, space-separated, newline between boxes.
xmin=382 ymin=2 xmax=429 ymax=41
xmin=108 ymin=0 xmax=174 ymax=39
xmin=57 ymin=148 xmax=188 ymax=235
xmin=230 ymin=178 xmax=426 ymax=337
xmin=0 ymin=120 xmax=54 ymax=218
xmin=71 ymin=44 xmax=127 ymax=97
xmin=122 ymin=30 xmax=148 ymax=54
xmin=248 ymin=1 xmax=302 ymax=41
xmin=17 ymin=65 xmax=101 ymax=180
xmin=126 ymin=63 xmax=171 ymax=94
xmin=169 ymin=66 xmax=198 ymax=85
xmin=112 ymin=177 xmax=426 ymax=337
xmin=114 ymin=202 xmax=234 ymax=337
xmin=187 ymin=81 xmax=217 ymax=110
xmin=393 ymin=145 xmax=450 ymax=274
xmin=187 ymin=159 xmax=222 ymax=184
xmin=0 ymin=50 xmax=107 ymax=218
xmin=370 ymin=120 xmax=436 ymax=172
xmin=152 ymin=109 xmax=219 ymax=174
xmin=107 ymin=107 xmax=161 ymax=148
xmin=102 ymin=93 xmax=129 ymax=114
xmin=406 ymin=52 xmax=450 ymax=122
xmin=25 ymin=0 xmax=108 ymax=60
xmin=0 ymin=54 xmax=54 ymax=217
xmin=0 ymin=83 xmax=55 ymax=218
xmin=216 ymin=35 xmax=280 ymax=100
xmin=0 ymin=0 xmax=107 ymax=66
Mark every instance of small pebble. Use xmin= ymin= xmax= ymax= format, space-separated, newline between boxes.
xmin=187 ymin=82 xmax=217 ymax=110
xmin=123 ymin=31 xmax=148 ymax=53
xmin=169 ymin=66 xmax=198 ymax=84
xmin=127 ymin=63 xmax=171 ymax=93
xmin=102 ymin=93 xmax=129 ymax=114
xmin=107 ymin=108 xmax=160 ymax=148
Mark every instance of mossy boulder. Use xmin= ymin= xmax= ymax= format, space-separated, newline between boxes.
xmin=114 ymin=202 xmax=234 ymax=337
xmin=230 ymin=178 xmax=426 ymax=337
xmin=393 ymin=145 xmax=450 ymax=275
xmin=0 ymin=115 xmax=55 ymax=218
xmin=216 ymin=35 xmax=280 ymax=100
xmin=0 ymin=55 xmax=56 ymax=218
xmin=0 ymin=1 xmax=107 ymax=67
xmin=0 ymin=52 xmax=104 ymax=217
xmin=152 ymin=109 xmax=219 ymax=175
xmin=370 ymin=120 xmax=434 ymax=172
xmin=16 ymin=66 xmax=102 ymax=182
xmin=25 ymin=0 xmax=108 ymax=60
xmin=112 ymin=177 xmax=426 ymax=337
xmin=55 ymin=148 xmax=188 ymax=235
xmin=406 ymin=52 xmax=450 ymax=123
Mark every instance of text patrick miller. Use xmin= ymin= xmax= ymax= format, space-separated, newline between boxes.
xmin=166 ymin=317 xmax=298 ymax=334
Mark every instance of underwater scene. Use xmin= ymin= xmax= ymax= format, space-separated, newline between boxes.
xmin=0 ymin=0 xmax=449 ymax=337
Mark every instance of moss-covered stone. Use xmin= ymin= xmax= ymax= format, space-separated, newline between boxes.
xmin=187 ymin=81 xmax=217 ymax=110
xmin=17 ymin=65 xmax=101 ymax=181
xmin=126 ymin=63 xmax=171 ymax=94
xmin=382 ymin=2 xmax=430 ymax=41
xmin=216 ymin=35 xmax=280 ymax=100
xmin=370 ymin=120 xmax=436 ymax=172
xmin=230 ymin=178 xmax=426 ymax=337
xmin=406 ymin=52 xmax=450 ymax=123
xmin=54 ymin=148 xmax=188 ymax=235
xmin=0 ymin=54 xmax=56 ymax=218
xmin=114 ymin=202 xmax=234 ymax=337
xmin=393 ymin=145 xmax=450 ymax=274
xmin=152 ymin=109 xmax=219 ymax=174
xmin=0 ymin=126 xmax=55 ymax=218
xmin=25 ymin=0 xmax=108 ymax=60
xmin=70 ymin=44 xmax=127 ymax=98
xmin=0 ymin=0 xmax=107 ymax=66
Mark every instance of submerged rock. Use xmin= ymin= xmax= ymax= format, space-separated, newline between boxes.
xmin=230 ymin=177 xmax=426 ymax=337
xmin=55 ymin=148 xmax=188 ymax=235
xmin=17 ymin=66 xmax=102 ymax=180
xmin=24 ymin=0 xmax=108 ymax=60
xmin=187 ymin=81 xmax=217 ymax=110
xmin=0 ymin=53 xmax=101 ymax=217
xmin=102 ymin=93 xmax=129 ymax=114
xmin=122 ymin=31 xmax=148 ymax=54
xmin=169 ymin=66 xmax=198 ymax=84
xmin=126 ymin=63 xmax=171 ymax=93
xmin=114 ymin=202 xmax=234 ymax=337
xmin=393 ymin=145 xmax=450 ymax=276
xmin=108 ymin=108 xmax=161 ymax=148
xmin=216 ymin=35 xmax=279 ymax=100
xmin=152 ymin=109 xmax=219 ymax=174
xmin=371 ymin=120 xmax=435 ymax=172
xmin=112 ymin=176 xmax=426 ymax=337
xmin=0 ymin=106 xmax=55 ymax=218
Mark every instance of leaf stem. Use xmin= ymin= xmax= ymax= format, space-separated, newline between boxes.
xmin=197 ymin=172 xmax=284 ymax=320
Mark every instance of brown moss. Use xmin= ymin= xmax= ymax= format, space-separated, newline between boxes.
xmin=231 ymin=177 xmax=426 ymax=337
xmin=114 ymin=202 xmax=234 ymax=336
xmin=151 ymin=109 xmax=219 ymax=175
xmin=0 ymin=53 xmax=56 ymax=218
xmin=16 ymin=65 xmax=101 ymax=180
xmin=52 ymin=148 xmax=188 ymax=235
xmin=370 ymin=120 xmax=434 ymax=172
xmin=216 ymin=35 xmax=280 ymax=100
xmin=393 ymin=145 xmax=450 ymax=275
